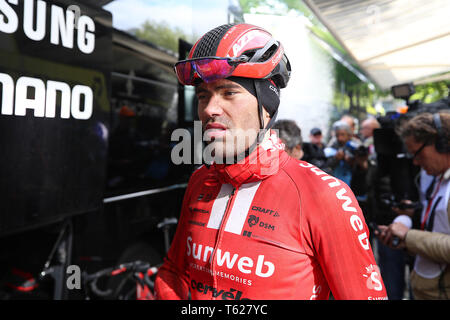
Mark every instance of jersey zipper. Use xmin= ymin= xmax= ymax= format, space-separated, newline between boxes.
xmin=210 ymin=186 xmax=236 ymax=300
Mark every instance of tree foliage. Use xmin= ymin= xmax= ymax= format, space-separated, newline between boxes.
xmin=240 ymin=0 xmax=449 ymax=117
xmin=134 ymin=19 xmax=194 ymax=54
xmin=410 ymin=81 xmax=450 ymax=104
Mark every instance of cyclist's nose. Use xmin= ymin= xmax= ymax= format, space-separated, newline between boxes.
xmin=202 ymin=95 xmax=224 ymax=118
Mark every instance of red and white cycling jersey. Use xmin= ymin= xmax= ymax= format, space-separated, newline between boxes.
xmin=155 ymin=134 xmax=387 ymax=300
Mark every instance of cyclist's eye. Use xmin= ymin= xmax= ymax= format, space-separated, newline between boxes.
xmin=223 ymin=90 xmax=238 ymax=97
xmin=196 ymin=93 xmax=208 ymax=101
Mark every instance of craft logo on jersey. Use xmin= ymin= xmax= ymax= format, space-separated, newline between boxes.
xmin=251 ymin=206 xmax=280 ymax=218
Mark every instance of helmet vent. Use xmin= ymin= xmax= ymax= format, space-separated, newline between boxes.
xmin=257 ymin=43 xmax=278 ymax=62
xmin=193 ymin=23 xmax=236 ymax=58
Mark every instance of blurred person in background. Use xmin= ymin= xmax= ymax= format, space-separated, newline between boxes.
xmin=324 ymin=121 xmax=355 ymax=185
xmin=302 ymin=127 xmax=328 ymax=171
xmin=341 ymin=114 xmax=361 ymax=143
xmin=360 ymin=117 xmax=381 ymax=156
xmin=273 ymin=119 xmax=303 ymax=159
xmin=353 ymin=117 xmax=380 ymax=213
xmin=327 ymin=114 xmax=361 ymax=148
xmin=325 ymin=120 xmax=371 ymax=225
xmin=309 ymin=127 xmax=325 ymax=149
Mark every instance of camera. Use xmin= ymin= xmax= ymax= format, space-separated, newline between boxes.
xmin=390 ymin=82 xmax=450 ymax=117
xmin=379 ymin=193 xmax=422 ymax=211
xmin=375 ymin=83 xmax=450 ymax=158
xmin=342 ymin=140 xmax=368 ymax=158
xmin=354 ymin=145 xmax=369 ymax=157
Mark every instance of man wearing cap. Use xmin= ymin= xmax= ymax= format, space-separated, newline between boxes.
xmin=302 ymin=127 xmax=328 ymax=171
xmin=155 ymin=23 xmax=387 ymax=300
xmin=310 ymin=127 xmax=324 ymax=146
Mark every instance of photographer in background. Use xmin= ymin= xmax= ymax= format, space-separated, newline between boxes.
xmin=324 ymin=121 xmax=355 ymax=185
xmin=377 ymin=112 xmax=450 ymax=299
xmin=325 ymin=120 xmax=368 ymax=190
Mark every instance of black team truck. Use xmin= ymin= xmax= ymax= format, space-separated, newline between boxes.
xmin=0 ymin=0 xmax=196 ymax=299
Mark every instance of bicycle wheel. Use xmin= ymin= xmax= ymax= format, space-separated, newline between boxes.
xmin=107 ymin=242 xmax=161 ymax=300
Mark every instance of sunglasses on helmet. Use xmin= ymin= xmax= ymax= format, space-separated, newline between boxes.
xmin=174 ymin=56 xmax=249 ymax=86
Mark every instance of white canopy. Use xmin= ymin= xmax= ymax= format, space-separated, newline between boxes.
xmin=304 ymin=0 xmax=450 ymax=90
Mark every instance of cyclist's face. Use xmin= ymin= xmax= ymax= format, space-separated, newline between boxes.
xmin=196 ymin=78 xmax=264 ymax=160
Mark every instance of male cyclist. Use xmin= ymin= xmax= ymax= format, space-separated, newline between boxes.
xmin=155 ymin=23 xmax=387 ymax=300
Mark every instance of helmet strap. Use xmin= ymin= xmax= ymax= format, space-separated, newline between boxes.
xmin=255 ymin=80 xmax=278 ymax=143
xmin=244 ymin=80 xmax=279 ymax=159
xmin=228 ymin=81 xmax=266 ymax=163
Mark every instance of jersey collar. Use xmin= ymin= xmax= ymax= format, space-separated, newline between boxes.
xmin=209 ymin=131 xmax=289 ymax=188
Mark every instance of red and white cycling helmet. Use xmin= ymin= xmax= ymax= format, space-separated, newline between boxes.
xmin=174 ymin=23 xmax=291 ymax=89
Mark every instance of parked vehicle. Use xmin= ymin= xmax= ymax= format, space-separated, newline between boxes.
xmin=0 ymin=0 xmax=196 ymax=299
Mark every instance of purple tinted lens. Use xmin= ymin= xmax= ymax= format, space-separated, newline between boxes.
xmin=194 ymin=59 xmax=235 ymax=82
xmin=175 ymin=58 xmax=237 ymax=85
xmin=174 ymin=61 xmax=193 ymax=85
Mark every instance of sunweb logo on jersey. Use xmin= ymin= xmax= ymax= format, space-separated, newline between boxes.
xmin=186 ymin=236 xmax=275 ymax=278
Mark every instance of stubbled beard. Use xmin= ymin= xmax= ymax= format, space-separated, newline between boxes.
xmin=203 ymin=128 xmax=259 ymax=164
